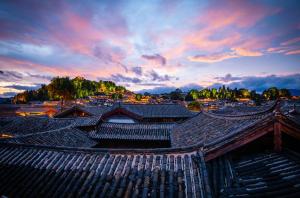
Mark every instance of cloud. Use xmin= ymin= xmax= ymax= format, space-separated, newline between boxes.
xmin=141 ymin=54 xmax=166 ymax=65
xmin=109 ymin=74 xmax=142 ymax=83
xmin=215 ymin=73 xmax=242 ymax=83
xmin=281 ymin=37 xmax=300 ymax=46
xmin=26 ymin=73 xmax=53 ymax=81
xmin=0 ymin=70 xmax=53 ymax=83
xmin=0 ymin=92 xmax=18 ymax=98
xmin=232 ymin=48 xmax=263 ymax=57
xmin=0 ymin=70 xmax=23 ymax=82
xmin=198 ymin=1 xmax=278 ymax=29
xmin=147 ymin=70 xmax=174 ymax=82
xmin=3 ymin=84 xmax=40 ymax=91
xmin=93 ymin=43 xmax=126 ymax=64
xmin=213 ymin=73 xmax=300 ymax=92
xmin=188 ymin=47 xmax=263 ymax=63
xmin=188 ymin=53 xmax=238 ymax=63
xmin=131 ymin=66 xmax=143 ymax=75
xmin=285 ymin=49 xmax=300 ymax=55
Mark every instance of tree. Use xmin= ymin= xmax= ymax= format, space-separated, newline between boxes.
xmin=211 ymin=88 xmax=218 ymax=99
xmin=170 ymin=89 xmax=183 ymax=100
xmin=47 ymin=77 xmax=75 ymax=107
xmin=112 ymin=93 xmax=123 ymax=100
xmin=189 ymin=89 xmax=199 ymax=100
xmin=185 ymin=93 xmax=194 ymax=101
xmin=250 ymin=90 xmax=262 ymax=105
xmin=135 ymin=94 xmax=142 ymax=101
xmin=279 ymin=88 xmax=291 ymax=98
xmin=238 ymin=88 xmax=251 ymax=98
xmin=188 ymin=101 xmax=201 ymax=111
xmin=263 ymin=87 xmax=279 ymax=100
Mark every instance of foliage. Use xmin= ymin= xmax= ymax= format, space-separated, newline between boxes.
xmin=184 ymin=86 xmax=291 ymax=103
xmin=135 ymin=94 xmax=142 ymax=101
xmin=187 ymin=101 xmax=201 ymax=111
xmin=262 ymin=87 xmax=291 ymax=100
xmin=170 ymin=89 xmax=184 ymax=101
xmin=13 ymin=76 xmax=128 ymax=104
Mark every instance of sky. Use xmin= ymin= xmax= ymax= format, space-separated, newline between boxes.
xmin=0 ymin=0 xmax=300 ymax=97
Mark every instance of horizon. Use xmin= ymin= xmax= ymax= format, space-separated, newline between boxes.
xmin=0 ymin=0 xmax=300 ymax=97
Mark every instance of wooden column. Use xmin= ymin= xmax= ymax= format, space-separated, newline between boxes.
xmin=274 ymin=121 xmax=282 ymax=152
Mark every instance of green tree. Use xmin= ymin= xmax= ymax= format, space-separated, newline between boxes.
xmin=263 ymin=87 xmax=279 ymax=100
xmin=238 ymin=88 xmax=251 ymax=98
xmin=135 ymin=94 xmax=142 ymax=101
xmin=211 ymin=88 xmax=218 ymax=99
xmin=188 ymin=101 xmax=201 ymax=111
xmin=47 ymin=77 xmax=75 ymax=107
xmin=279 ymin=88 xmax=291 ymax=98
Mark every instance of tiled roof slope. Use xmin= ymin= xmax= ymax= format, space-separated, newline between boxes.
xmin=207 ymin=150 xmax=300 ymax=197
xmin=171 ymin=109 xmax=273 ymax=148
xmin=1 ymin=127 xmax=96 ymax=147
xmin=82 ymin=106 xmax=112 ymax=116
xmin=90 ymin=122 xmax=175 ymax=141
xmin=113 ymin=103 xmax=194 ymax=118
xmin=0 ymin=144 xmax=211 ymax=198
xmin=54 ymin=105 xmax=112 ymax=117
xmin=0 ymin=117 xmax=75 ymax=136
xmin=280 ymin=100 xmax=300 ymax=125
xmin=210 ymin=101 xmax=276 ymax=117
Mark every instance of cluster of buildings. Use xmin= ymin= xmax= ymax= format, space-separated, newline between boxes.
xmin=0 ymin=100 xmax=299 ymax=197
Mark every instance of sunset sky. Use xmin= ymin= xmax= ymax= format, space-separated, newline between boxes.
xmin=0 ymin=0 xmax=300 ymax=97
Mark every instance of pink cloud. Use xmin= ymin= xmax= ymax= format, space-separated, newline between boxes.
xmin=281 ymin=36 xmax=300 ymax=46
xmin=0 ymin=56 xmax=123 ymax=81
xmin=163 ymin=1 xmax=279 ymax=62
xmin=188 ymin=53 xmax=238 ymax=63
xmin=188 ymin=47 xmax=263 ymax=63
xmin=285 ymin=49 xmax=300 ymax=55
xmin=232 ymin=48 xmax=263 ymax=57
xmin=197 ymin=0 xmax=279 ymax=29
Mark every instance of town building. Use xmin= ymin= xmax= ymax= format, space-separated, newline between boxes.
xmin=0 ymin=100 xmax=299 ymax=197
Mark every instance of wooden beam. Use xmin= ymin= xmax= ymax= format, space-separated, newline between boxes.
xmin=205 ymin=124 xmax=274 ymax=161
xmin=274 ymin=122 xmax=282 ymax=152
xmin=281 ymin=125 xmax=300 ymax=140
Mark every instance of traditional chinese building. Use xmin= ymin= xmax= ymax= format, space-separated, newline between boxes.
xmin=0 ymin=100 xmax=299 ymax=197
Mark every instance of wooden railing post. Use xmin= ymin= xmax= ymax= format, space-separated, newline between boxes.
xmin=274 ymin=100 xmax=282 ymax=152
xmin=274 ymin=121 xmax=282 ymax=152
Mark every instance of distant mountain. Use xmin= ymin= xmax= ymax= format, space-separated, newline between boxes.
xmin=0 ymin=97 xmax=12 ymax=104
xmin=288 ymin=89 xmax=300 ymax=96
xmin=137 ymin=83 xmax=204 ymax=94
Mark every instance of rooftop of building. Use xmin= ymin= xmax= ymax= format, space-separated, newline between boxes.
xmin=0 ymin=100 xmax=300 ymax=197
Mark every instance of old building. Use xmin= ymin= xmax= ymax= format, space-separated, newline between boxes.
xmin=0 ymin=100 xmax=299 ymax=197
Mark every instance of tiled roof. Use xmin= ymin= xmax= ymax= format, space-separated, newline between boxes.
xmin=208 ymin=150 xmax=300 ymax=197
xmin=0 ymin=144 xmax=211 ymax=198
xmin=54 ymin=105 xmax=112 ymax=117
xmin=82 ymin=106 xmax=112 ymax=116
xmin=280 ymin=100 xmax=300 ymax=125
xmin=112 ymin=103 xmax=194 ymax=118
xmin=1 ymin=127 xmax=96 ymax=147
xmin=90 ymin=122 xmax=175 ymax=141
xmin=171 ymin=110 xmax=273 ymax=148
xmin=71 ymin=116 xmax=101 ymax=127
xmin=0 ymin=100 xmax=300 ymax=197
xmin=0 ymin=117 xmax=75 ymax=136
xmin=210 ymin=101 xmax=276 ymax=117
